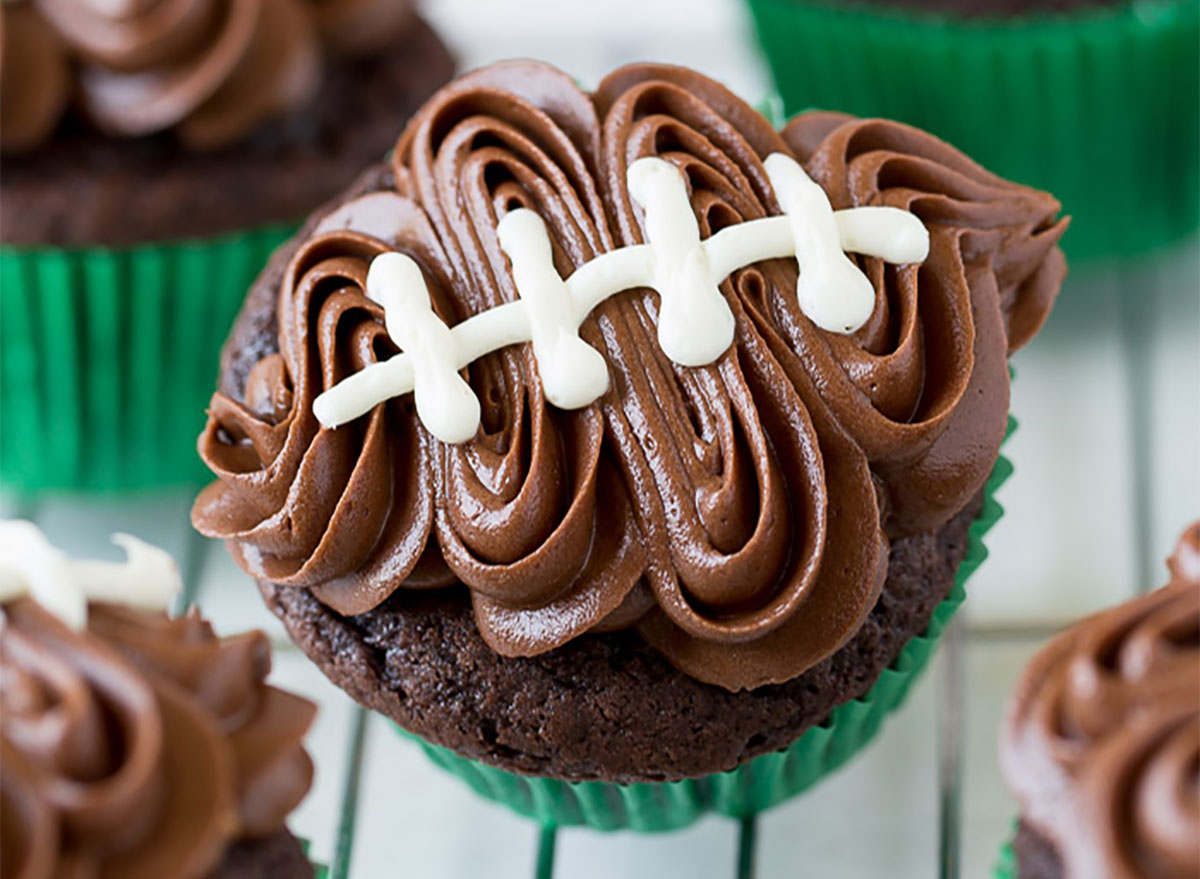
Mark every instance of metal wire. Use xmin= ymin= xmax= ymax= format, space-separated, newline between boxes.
xmin=332 ymin=707 xmax=370 ymax=879
xmin=1117 ymin=263 xmax=1156 ymax=594
xmin=736 ymin=815 xmax=758 ymax=879
xmin=535 ymin=825 xmax=558 ymax=879
xmin=937 ymin=615 xmax=965 ymax=879
xmin=177 ymin=528 xmax=210 ymax=614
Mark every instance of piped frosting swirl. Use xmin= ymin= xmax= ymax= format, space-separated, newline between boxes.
xmin=0 ymin=525 xmax=315 ymax=879
xmin=1002 ymin=523 xmax=1200 ymax=879
xmin=193 ymin=62 xmax=1067 ymax=691
xmin=0 ymin=0 xmax=414 ymax=153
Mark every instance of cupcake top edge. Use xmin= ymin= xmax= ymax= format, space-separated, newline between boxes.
xmin=0 ymin=0 xmax=416 ymax=154
xmin=1001 ymin=522 xmax=1200 ymax=879
xmin=0 ymin=519 xmax=317 ymax=879
xmin=194 ymin=59 xmax=1068 ymax=692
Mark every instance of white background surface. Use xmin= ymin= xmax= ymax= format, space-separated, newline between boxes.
xmin=7 ymin=0 xmax=1199 ymax=876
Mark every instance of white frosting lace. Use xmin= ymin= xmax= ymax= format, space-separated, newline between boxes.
xmin=313 ymin=153 xmax=929 ymax=443
xmin=0 ymin=520 xmax=180 ymax=629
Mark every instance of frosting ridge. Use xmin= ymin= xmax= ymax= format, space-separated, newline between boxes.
xmin=194 ymin=61 xmax=1066 ymax=690
xmin=0 ymin=0 xmax=414 ymax=153
xmin=0 ymin=546 xmax=315 ymax=879
xmin=1002 ymin=523 xmax=1200 ymax=879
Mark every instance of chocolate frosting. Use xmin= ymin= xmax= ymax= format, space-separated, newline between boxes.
xmin=193 ymin=61 xmax=1067 ymax=691
xmin=0 ymin=0 xmax=413 ymax=153
xmin=1002 ymin=523 xmax=1200 ymax=879
xmin=0 ymin=599 xmax=315 ymax=879
xmin=0 ymin=4 xmax=70 ymax=154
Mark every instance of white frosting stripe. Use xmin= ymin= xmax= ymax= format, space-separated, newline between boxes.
xmin=834 ymin=207 xmax=930 ymax=264
xmin=765 ymin=152 xmax=875 ymax=333
xmin=372 ymin=253 xmax=481 ymax=444
xmin=0 ymin=521 xmax=181 ymax=629
xmin=497 ymin=209 xmax=610 ymax=409
xmin=626 ymin=158 xmax=736 ymax=366
xmin=312 ymin=153 xmax=930 ymax=444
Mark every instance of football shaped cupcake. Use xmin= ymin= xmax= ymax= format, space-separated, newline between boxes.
xmin=194 ymin=61 xmax=1066 ymax=829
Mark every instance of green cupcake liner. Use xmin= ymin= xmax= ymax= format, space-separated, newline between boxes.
xmin=993 ymin=826 xmax=1018 ymax=879
xmin=744 ymin=0 xmax=1200 ymax=262
xmin=297 ymin=836 xmax=331 ymax=879
xmin=0 ymin=223 xmax=295 ymax=494
xmin=395 ymin=425 xmax=1014 ymax=832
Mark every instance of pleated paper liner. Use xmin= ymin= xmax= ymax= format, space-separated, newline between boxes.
xmin=0 ymin=223 xmax=295 ymax=494
xmin=298 ymin=836 xmax=331 ymax=879
xmin=993 ymin=845 xmax=1016 ymax=879
xmin=393 ymin=427 xmax=1015 ymax=832
xmin=993 ymin=826 xmax=1017 ymax=879
xmin=744 ymin=0 xmax=1200 ymax=262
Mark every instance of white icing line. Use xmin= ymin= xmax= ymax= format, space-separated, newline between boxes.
xmin=833 ymin=207 xmax=929 ymax=264
xmin=367 ymin=252 xmax=481 ymax=444
xmin=766 ymin=152 xmax=875 ymax=333
xmin=451 ymin=301 xmax=532 ymax=366
xmin=565 ymin=245 xmax=656 ymax=326
xmin=0 ymin=521 xmax=180 ymax=629
xmin=498 ymin=209 xmax=610 ymax=409
xmin=627 ymin=157 xmax=736 ymax=366
xmin=312 ymin=153 xmax=930 ymax=443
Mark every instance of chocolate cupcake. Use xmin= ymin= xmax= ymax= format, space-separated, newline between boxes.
xmin=0 ymin=0 xmax=454 ymax=492
xmin=193 ymin=61 xmax=1066 ymax=829
xmin=999 ymin=523 xmax=1199 ymax=879
xmin=0 ymin=521 xmax=318 ymax=879
xmin=744 ymin=0 xmax=1199 ymax=262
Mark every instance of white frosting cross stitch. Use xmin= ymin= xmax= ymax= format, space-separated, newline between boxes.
xmin=312 ymin=153 xmax=929 ymax=444
xmin=0 ymin=520 xmax=181 ymax=629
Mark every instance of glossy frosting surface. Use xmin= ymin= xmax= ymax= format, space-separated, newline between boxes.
xmin=0 ymin=600 xmax=315 ymax=879
xmin=194 ymin=62 xmax=1067 ymax=690
xmin=0 ymin=0 xmax=413 ymax=152
xmin=1003 ymin=523 xmax=1200 ymax=879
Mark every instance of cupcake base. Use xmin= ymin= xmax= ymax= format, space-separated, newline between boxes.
xmin=399 ymin=456 xmax=1004 ymax=832
xmin=0 ymin=15 xmax=454 ymax=247
xmin=213 ymin=828 xmax=314 ymax=879
xmin=261 ymin=492 xmax=981 ymax=784
xmin=0 ymin=222 xmax=295 ymax=492
xmin=994 ymin=820 xmax=1062 ymax=879
xmin=260 ymin=445 xmax=1008 ymax=811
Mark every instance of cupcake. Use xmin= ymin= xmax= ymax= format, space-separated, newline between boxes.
xmin=0 ymin=520 xmax=318 ymax=878
xmin=744 ymin=0 xmax=1199 ymax=262
xmin=193 ymin=61 xmax=1066 ymax=830
xmin=999 ymin=522 xmax=1199 ymax=879
xmin=0 ymin=0 xmax=454 ymax=493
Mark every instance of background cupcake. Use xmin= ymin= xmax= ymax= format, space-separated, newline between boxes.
xmin=192 ymin=60 xmax=1065 ymax=830
xmin=998 ymin=522 xmax=1199 ymax=878
xmin=0 ymin=0 xmax=454 ymax=493
xmin=0 ymin=520 xmax=319 ymax=878
xmin=743 ymin=0 xmax=1200 ymax=263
